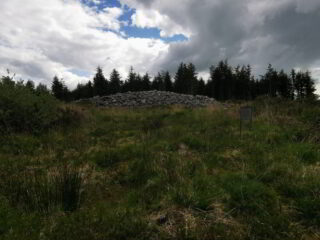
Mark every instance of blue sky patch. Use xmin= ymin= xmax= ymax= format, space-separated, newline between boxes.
xmin=70 ymin=68 xmax=92 ymax=78
xmin=81 ymin=0 xmax=188 ymax=42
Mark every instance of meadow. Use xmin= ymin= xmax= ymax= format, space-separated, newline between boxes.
xmin=1 ymin=97 xmax=320 ymax=240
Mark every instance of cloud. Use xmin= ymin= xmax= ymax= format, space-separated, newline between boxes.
xmin=131 ymin=9 xmax=192 ymax=37
xmin=0 ymin=0 xmax=169 ymax=88
xmin=1 ymin=0 xmax=320 ymax=92
xmin=120 ymin=0 xmax=320 ymax=86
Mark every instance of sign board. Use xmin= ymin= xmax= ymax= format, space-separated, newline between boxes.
xmin=239 ymin=106 xmax=253 ymax=137
xmin=240 ymin=106 xmax=253 ymax=122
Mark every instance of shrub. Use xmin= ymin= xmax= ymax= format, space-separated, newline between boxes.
xmin=0 ymin=76 xmax=60 ymax=133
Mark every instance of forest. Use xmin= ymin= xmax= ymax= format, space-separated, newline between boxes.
xmin=45 ymin=60 xmax=317 ymax=102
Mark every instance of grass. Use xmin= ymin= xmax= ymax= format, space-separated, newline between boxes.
xmin=0 ymin=165 xmax=84 ymax=213
xmin=0 ymin=98 xmax=320 ymax=239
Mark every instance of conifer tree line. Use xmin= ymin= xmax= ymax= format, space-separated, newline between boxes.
xmin=50 ymin=60 xmax=317 ymax=102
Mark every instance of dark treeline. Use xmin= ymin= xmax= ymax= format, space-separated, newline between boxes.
xmin=49 ymin=60 xmax=316 ymax=102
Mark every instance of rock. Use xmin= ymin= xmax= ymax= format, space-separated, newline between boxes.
xmin=76 ymin=90 xmax=218 ymax=108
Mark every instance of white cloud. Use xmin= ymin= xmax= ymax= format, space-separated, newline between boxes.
xmin=0 ymin=0 xmax=169 ymax=89
xmin=97 ymin=7 xmax=124 ymax=30
xmin=132 ymin=9 xmax=192 ymax=37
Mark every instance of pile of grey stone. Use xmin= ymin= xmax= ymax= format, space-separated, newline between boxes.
xmin=77 ymin=90 xmax=217 ymax=107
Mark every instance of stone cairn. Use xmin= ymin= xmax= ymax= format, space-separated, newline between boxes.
xmin=76 ymin=90 xmax=217 ymax=107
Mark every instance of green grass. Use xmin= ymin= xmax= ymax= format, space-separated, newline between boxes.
xmin=1 ymin=100 xmax=320 ymax=239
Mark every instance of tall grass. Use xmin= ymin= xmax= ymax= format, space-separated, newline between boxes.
xmin=1 ymin=165 xmax=84 ymax=213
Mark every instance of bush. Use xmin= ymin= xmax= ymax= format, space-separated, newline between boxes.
xmin=0 ymin=76 xmax=60 ymax=133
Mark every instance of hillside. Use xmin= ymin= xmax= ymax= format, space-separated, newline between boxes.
xmin=1 ymin=97 xmax=320 ymax=239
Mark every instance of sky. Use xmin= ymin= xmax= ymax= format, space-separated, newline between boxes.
xmin=0 ymin=0 xmax=320 ymax=92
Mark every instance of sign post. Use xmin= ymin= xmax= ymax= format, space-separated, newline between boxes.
xmin=240 ymin=106 xmax=253 ymax=137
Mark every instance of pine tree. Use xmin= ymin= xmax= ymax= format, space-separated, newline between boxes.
xmin=302 ymin=71 xmax=316 ymax=100
xmin=234 ymin=65 xmax=251 ymax=100
xmin=294 ymin=71 xmax=305 ymax=100
xmin=142 ymin=73 xmax=151 ymax=91
xmin=264 ymin=64 xmax=278 ymax=97
xmin=206 ymin=65 xmax=216 ymax=98
xmin=51 ymin=76 xmax=66 ymax=100
xmin=163 ymin=71 xmax=173 ymax=92
xmin=174 ymin=63 xmax=186 ymax=93
xmin=35 ymin=83 xmax=49 ymax=95
xmin=291 ymin=69 xmax=297 ymax=99
xmin=186 ymin=63 xmax=198 ymax=95
xmin=124 ymin=67 xmax=137 ymax=92
xmin=25 ymin=80 xmax=35 ymax=92
xmin=86 ymin=81 xmax=94 ymax=98
xmin=135 ymin=74 xmax=144 ymax=91
xmin=208 ymin=61 xmax=233 ymax=100
xmin=278 ymin=70 xmax=293 ymax=99
xmin=93 ymin=67 xmax=108 ymax=96
xmin=152 ymin=72 xmax=164 ymax=91
xmin=109 ymin=69 xmax=122 ymax=94
xmin=197 ymin=77 xmax=206 ymax=96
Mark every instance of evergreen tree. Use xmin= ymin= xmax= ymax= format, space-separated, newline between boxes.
xmin=142 ymin=73 xmax=151 ymax=91
xmin=163 ymin=71 xmax=173 ymax=92
xmin=0 ymin=70 xmax=15 ymax=87
xmin=249 ymin=76 xmax=258 ymax=100
xmin=207 ymin=60 xmax=233 ymax=100
xmin=51 ymin=76 xmax=66 ymax=100
xmin=86 ymin=81 xmax=94 ymax=98
xmin=109 ymin=69 xmax=122 ymax=94
xmin=291 ymin=69 xmax=297 ymax=99
xmin=303 ymin=71 xmax=316 ymax=99
xmin=197 ymin=77 xmax=206 ymax=96
xmin=206 ymin=65 xmax=216 ymax=98
xmin=174 ymin=63 xmax=187 ymax=93
xmin=135 ymin=74 xmax=144 ymax=91
xmin=25 ymin=80 xmax=35 ymax=92
xmin=294 ymin=71 xmax=305 ymax=100
xmin=264 ymin=64 xmax=278 ymax=97
xmin=152 ymin=72 xmax=164 ymax=91
xmin=123 ymin=67 xmax=137 ymax=92
xmin=93 ymin=67 xmax=108 ymax=96
xmin=234 ymin=65 xmax=251 ymax=100
xmin=294 ymin=70 xmax=316 ymax=100
xmin=35 ymin=83 xmax=49 ymax=95
xmin=186 ymin=63 xmax=198 ymax=95
xmin=278 ymin=70 xmax=293 ymax=99
xmin=73 ymin=83 xmax=85 ymax=100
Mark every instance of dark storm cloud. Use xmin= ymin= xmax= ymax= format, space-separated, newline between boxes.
xmin=261 ymin=4 xmax=320 ymax=68
xmin=127 ymin=0 xmax=320 ymax=78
